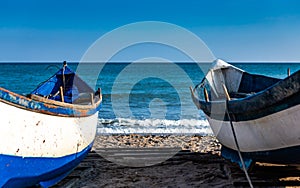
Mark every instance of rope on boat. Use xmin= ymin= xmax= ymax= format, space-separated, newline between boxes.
xmin=225 ymin=100 xmax=253 ymax=188
xmin=221 ymin=83 xmax=253 ymax=187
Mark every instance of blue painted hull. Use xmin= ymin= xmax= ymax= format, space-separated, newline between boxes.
xmin=222 ymin=145 xmax=300 ymax=170
xmin=0 ymin=142 xmax=93 ymax=188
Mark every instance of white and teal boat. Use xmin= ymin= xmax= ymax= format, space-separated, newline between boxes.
xmin=191 ymin=59 xmax=300 ymax=169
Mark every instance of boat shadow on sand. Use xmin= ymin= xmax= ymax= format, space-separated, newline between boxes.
xmin=55 ymin=148 xmax=300 ymax=187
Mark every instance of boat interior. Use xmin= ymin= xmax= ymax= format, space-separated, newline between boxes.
xmin=196 ymin=65 xmax=282 ymax=101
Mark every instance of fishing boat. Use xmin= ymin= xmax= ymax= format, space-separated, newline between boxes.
xmin=0 ymin=62 xmax=102 ymax=187
xmin=190 ymin=59 xmax=300 ymax=169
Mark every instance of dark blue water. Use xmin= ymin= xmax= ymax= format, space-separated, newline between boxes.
xmin=1 ymin=62 xmax=299 ymax=135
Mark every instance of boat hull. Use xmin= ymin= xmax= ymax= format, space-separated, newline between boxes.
xmin=207 ymin=104 xmax=300 ymax=153
xmin=1 ymin=142 xmax=93 ymax=188
xmin=0 ymin=100 xmax=98 ymax=187
xmin=191 ymin=60 xmax=300 ymax=168
xmin=221 ymin=144 xmax=300 ymax=169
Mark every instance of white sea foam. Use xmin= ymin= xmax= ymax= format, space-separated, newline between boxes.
xmin=97 ymin=118 xmax=213 ymax=135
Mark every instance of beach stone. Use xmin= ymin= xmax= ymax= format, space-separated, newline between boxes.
xmin=92 ymin=135 xmax=221 ymax=155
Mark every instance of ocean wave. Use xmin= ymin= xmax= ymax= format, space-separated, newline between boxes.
xmin=97 ymin=118 xmax=213 ymax=135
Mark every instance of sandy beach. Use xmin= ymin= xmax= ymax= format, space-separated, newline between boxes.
xmin=56 ymin=135 xmax=234 ymax=187
xmin=54 ymin=135 xmax=300 ymax=187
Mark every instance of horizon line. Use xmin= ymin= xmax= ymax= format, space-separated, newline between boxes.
xmin=0 ymin=60 xmax=300 ymax=63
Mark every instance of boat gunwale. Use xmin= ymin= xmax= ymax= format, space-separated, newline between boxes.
xmin=0 ymin=87 xmax=102 ymax=117
xmin=29 ymin=93 xmax=102 ymax=110
xmin=192 ymin=68 xmax=300 ymax=119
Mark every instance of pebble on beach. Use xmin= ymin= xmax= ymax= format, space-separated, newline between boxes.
xmin=92 ymin=134 xmax=221 ymax=155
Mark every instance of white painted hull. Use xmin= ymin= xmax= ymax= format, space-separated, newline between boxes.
xmin=0 ymin=100 xmax=97 ymax=157
xmin=207 ymin=104 xmax=300 ymax=152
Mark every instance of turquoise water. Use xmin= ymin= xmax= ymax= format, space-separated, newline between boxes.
xmin=0 ymin=62 xmax=299 ymax=135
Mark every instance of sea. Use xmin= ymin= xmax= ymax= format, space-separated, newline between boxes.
xmin=1 ymin=62 xmax=299 ymax=136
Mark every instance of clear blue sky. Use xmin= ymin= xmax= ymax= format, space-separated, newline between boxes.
xmin=1 ymin=0 xmax=300 ymax=62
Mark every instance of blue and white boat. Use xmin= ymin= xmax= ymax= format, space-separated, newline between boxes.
xmin=191 ymin=59 xmax=300 ymax=169
xmin=0 ymin=62 xmax=102 ymax=187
